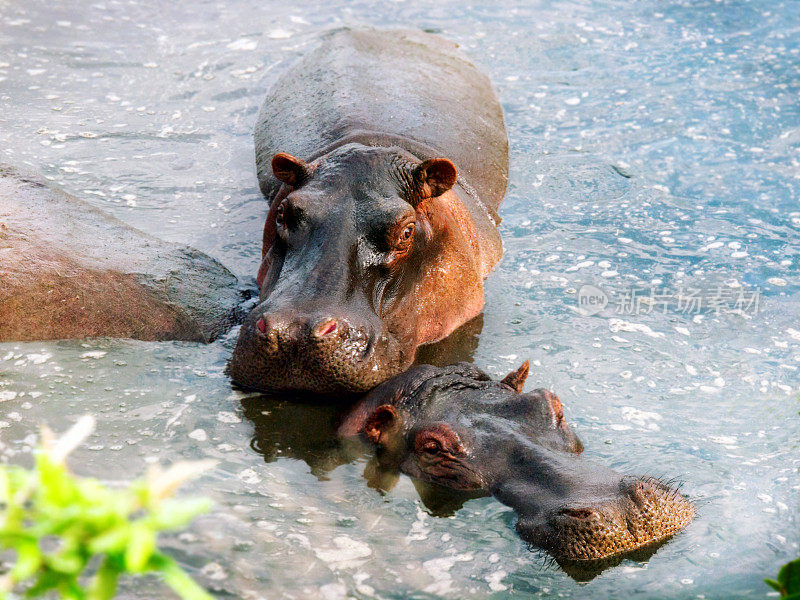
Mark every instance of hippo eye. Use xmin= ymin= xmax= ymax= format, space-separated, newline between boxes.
xmin=415 ymin=431 xmax=440 ymax=456
xmin=400 ymin=223 xmax=414 ymax=241
xmin=275 ymin=200 xmax=287 ymax=227
xmin=275 ymin=199 xmax=303 ymax=231
xmin=420 ymin=439 xmax=442 ymax=456
xmin=394 ymin=221 xmax=415 ymax=250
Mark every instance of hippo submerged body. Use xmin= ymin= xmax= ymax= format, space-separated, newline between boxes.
xmin=0 ymin=165 xmax=241 ymax=342
xmin=229 ymin=28 xmax=508 ymax=394
xmin=339 ymin=362 xmax=694 ymax=571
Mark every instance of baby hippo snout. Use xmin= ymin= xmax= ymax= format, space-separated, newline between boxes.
xmin=229 ymin=306 xmax=405 ymax=394
xmin=521 ymin=476 xmax=694 ymax=563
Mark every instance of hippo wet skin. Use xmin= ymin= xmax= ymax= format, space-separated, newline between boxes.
xmin=339 ymin=362 xmax=694 ymax=570
xmin=0 ymin=164 xmax=241 ymax=342
xmin=229 ymin=28 xmax=507 ymax=393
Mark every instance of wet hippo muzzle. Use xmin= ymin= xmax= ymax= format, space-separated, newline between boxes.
xmin=491 ymin=443 xmax=694 ymax=565
xmin=231 ymin=303 xmax=405 ymax=394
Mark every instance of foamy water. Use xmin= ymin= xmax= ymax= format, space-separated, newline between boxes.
xmin=1 ymin=1 xmax=798 ymax=598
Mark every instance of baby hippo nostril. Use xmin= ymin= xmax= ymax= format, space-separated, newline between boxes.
xmin=632 ymin=480 xmax=648 ymax=498
xmin=256 ymin=317 xmax=267 ymax=334
xmin=561 ymin=507 xmax=597 ymax=520
xmin=624 ymin=477 xmax=663 ymax=508
xmin=313 ymin=318 xmax=338 ymax=337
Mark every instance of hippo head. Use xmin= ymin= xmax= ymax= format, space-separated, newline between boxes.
xmin=230 ymin=143 xmax=491 ymax=394
xmin=339 ymin=362 xmax=694 ymax=568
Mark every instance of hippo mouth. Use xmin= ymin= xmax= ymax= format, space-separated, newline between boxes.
xmin=229 ymin=308 xmax=410 ymax=394
xmin=512 ymin=476 xmax=694 ymax=564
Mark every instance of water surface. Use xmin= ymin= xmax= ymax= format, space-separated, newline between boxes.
xmin=1 ymin=1 xmax=798 ymax=598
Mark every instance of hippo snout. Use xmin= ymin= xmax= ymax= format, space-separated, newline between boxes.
xmin=516 ymin=476 xmax=694 ymax=563
xmin=229 ymin=305 xmax=408 ymax=394
xmin=251 ymin=311 xmax=354 ymax=353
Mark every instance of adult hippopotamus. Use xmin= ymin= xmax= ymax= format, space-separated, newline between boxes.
xmin=0 ymin=164 xmax=242 ymax=342
xmin=338 ymin=362 xmax=694 ymax=569
xmin=229 ymin=28 xmax=507 ymax=394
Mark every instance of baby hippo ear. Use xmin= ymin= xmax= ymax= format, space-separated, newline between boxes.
xmin=501 ymin=360 xmax=530 ymax=393
xmin=363 ymin=404 xmax=400 ymax=445
xmin=272 ymin=152 xmax=311 ymax=187
xmin=413 ymin=158 xmax=458 ymax=199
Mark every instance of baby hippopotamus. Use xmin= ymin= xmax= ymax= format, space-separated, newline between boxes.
xmin=339 ymin=362 xmax=694 ymax=567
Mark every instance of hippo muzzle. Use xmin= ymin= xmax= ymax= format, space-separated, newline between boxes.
xmin=490 ymin=445 xmax=694 ymax=565
xmin=230 ymin=301 xmax=407 ymax=394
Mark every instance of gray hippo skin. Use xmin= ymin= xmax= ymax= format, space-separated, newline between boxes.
xmin=0 ymin=164 xmax=241 ymax=342
xmin=339 ymin=362 xmax=694 ymax=574
xmin=230 ymin=28 xmax=508 ymax=394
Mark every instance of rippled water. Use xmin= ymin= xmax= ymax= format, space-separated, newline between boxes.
xmin=1 ymin=1 xmax=798 ymax=598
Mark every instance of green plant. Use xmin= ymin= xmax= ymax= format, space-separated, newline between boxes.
xmin=766 ymin=558 xmax=800 ymax=599
xmin=0 ymin=416 xmax=216 ymax=600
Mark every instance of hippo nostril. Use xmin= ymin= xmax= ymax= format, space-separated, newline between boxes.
xmin=561 ymin=508 xmax=596 ymax=520
xmin=313 ymin=318 xmax=338 ymax=337
xmin=626 ymin=477 xmax=670 ymax=511
xmin=359 ymin=329 xmax=377 ymax=360
xmin=256 ymin=317 xmax=267 ymax=334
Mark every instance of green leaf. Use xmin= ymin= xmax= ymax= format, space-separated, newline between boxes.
xmin=766 ymin=578 xmax=783 ymax=592
xmin=36 ymin=454 xmax=76 ymax=507
xmin=779 ymin=558 xmax=800 ymax=594
xmin=10 ymin=539 xmax=42 ymax=581
xmin=86 ymin=557 xmax=120 ymax=600
xmin=46 ymin=549 xmax=85 ymax=575
xmin=155 ymin=555 xmax=215 ymax=600
xmin=153 ymin=498 xmax=213 ymax=530
xmin=0 ymin=467 xmax=10 ymax=505
xmin=89 ymin=523 xmax=131 ymax=554
xmin=1 ymin=420 xmax=214 ymax=600
xmin=23 ymin=570 xmax=61 ymax=598
xmin=124 ymin=522 xmax=156 ymax=572
xmin=58 ymin=576 xmax=86 ymax=600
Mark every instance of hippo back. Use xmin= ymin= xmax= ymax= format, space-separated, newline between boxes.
xmin=255 ymin=28 xmax=508 ymax=210
xmin=0 ymin=164 xmax=243 ymax=342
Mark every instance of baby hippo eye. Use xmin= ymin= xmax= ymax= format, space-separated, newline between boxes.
xmin=414 ymin=426 xmax=466 ymax=459
xmin=421 ymin=440 xmax=441 ymax=455
xmin=415 ymin=432 xmax=445 ymax=457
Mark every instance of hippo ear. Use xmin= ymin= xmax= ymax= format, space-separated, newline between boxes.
xmin=412 ymin=158 xmax=458 ymax=200
xmin=501 ymin=360 xmax=530 ymax=393
xmin=363 ymin=404 xmax=400 ymax=445
xmin=272 ymin=152 xmax=311 ymax=187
